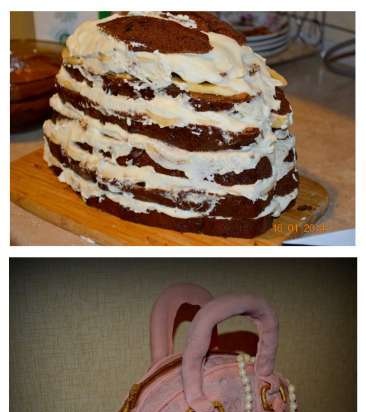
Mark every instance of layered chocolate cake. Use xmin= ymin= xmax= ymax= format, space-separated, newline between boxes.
xmin=43 ymin=12 xmax=298 ymax=238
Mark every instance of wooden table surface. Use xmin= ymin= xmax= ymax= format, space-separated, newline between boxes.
xmin=10 ymin=57 xmax=355 ymax=245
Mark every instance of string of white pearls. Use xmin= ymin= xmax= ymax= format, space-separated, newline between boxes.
xmin=237 ymin=353 xmax=255 ymax=412
xmin=237 ymin=353 xmax=298 ymax=412
xmin=288 ymin=383 xmax=297 ymax=412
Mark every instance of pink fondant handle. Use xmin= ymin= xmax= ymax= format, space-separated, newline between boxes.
xmin=150 ymin=283 xmax=213 ymax=367
xmin=182 ymin=294 xmax=279 ymax=412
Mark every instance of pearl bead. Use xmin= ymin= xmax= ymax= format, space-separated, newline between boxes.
xmin=246 ymin=393 xmax=253 ymax=402
xmin=243 ymin=376 xmax=250 ymax=384
xmin=289 ymin=393 xmax=296 ymax=402
xmin=244 ymin=354 xmax=251 ymax=362
xmin=288 ymin=384 xmax=295 ymax=393
xmin=244 ymin=384 xmax=251 ymax=393
xmin=244 ymin=401 xmax=252 ymax=410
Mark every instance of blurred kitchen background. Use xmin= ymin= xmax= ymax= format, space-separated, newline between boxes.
xmin=10 ymin=12 xmax=355 ymax=245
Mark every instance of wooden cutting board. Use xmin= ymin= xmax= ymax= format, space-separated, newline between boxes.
xmin=11 ymin=148 xmax=329 ymax=246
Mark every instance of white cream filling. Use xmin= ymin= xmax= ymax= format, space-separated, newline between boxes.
xmin=65 ymin=13 xmax=283 ymax=102
xmin=273 ymin=135 xmax=297 ymax=181
xmin=44 ymin=142 xmax=221 ymax=219
xmin=256 ymin=188 xmax=298 ymax=219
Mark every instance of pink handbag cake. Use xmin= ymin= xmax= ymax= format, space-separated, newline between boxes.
xmin=119 ymin=284 xmax=298 ymax=412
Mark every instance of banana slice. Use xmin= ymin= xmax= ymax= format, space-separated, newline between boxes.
xmin=172 ymin=77 xmax=246 ymax=97
xmin=272 ymin=113 xmax=289 ymax=129
xmin=112 ymin=72 xmax=134 ymax=80
xmin=62 ymin=48 xmax=83 ymax=65
xmin=145 ymin=110 xmax=179 ymax=127
xmin=268 ymin=68 xmax=288 ymax=87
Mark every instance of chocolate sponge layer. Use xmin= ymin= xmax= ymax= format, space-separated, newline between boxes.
xmin=99 ymin=16 xmax=213 ymax=53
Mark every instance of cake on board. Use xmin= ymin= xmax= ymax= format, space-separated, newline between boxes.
xmin=43 ymin=12 xmax=298 ymax=238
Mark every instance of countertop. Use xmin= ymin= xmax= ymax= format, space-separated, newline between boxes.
xmin=10 ymin=56 xmax=355 ymax=245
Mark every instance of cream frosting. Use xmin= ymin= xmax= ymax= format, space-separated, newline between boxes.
xmin=44 ymin=143 xmax=219 ymax=219
xmin=256 ymin=188 xmax=298 ymax=219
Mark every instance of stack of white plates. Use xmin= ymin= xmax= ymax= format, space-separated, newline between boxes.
xmin=231 ymin=13 xmax=290 ymax=57
xmin=246 ymin=25 xmax=290 ymax=57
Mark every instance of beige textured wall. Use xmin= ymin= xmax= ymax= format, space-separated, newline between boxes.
xmin=10 ymin=258 xmax=356 ymax=412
